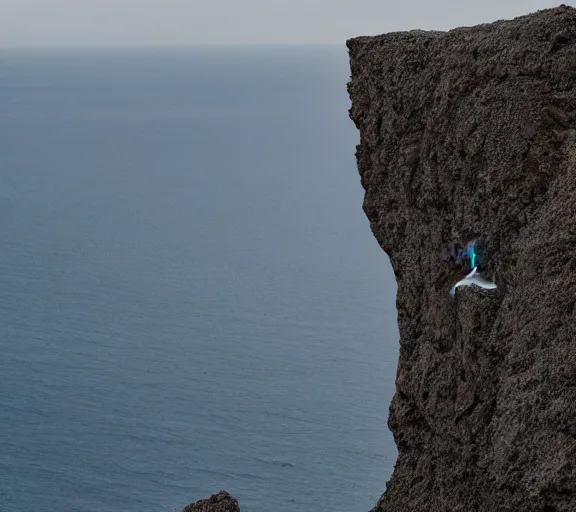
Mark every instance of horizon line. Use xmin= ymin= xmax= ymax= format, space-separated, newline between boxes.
xmin=0 ymin=42 xmax=347 ymax=51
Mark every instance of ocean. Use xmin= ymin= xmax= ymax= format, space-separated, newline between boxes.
xmin=0 ymin=46 xmax=398 ymax=512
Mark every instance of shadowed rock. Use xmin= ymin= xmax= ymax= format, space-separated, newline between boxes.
xmin=183 ymin=491 xmax=240 ymax=512
xmin=348 ymin=5 xmax=576 ymax=512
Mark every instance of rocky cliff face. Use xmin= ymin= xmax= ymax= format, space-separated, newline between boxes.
xmin=347 ymin=6 xmax=576 ymax=512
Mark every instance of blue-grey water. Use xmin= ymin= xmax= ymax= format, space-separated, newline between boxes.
xmin=0 ymin=47 xmax=398 ymax=512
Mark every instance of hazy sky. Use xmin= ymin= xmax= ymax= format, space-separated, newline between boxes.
xmin=0 ymin=0 xmax=570 ymax=47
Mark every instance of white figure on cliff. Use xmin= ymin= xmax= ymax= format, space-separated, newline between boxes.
xmin=449 ymin=266 xmax=498 ymax=297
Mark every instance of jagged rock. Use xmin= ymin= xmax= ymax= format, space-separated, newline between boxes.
xmin=348 ymin=5 xmax=576 ymax=512
xmin=182 ymin=491 xmax=240 ymax=512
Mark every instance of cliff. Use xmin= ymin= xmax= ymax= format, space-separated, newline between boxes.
xmin=347 ymin=5 xmax=576 ymax=512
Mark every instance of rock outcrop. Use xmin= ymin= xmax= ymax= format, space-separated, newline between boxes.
xmin=347 ymin=5 xmax=576 ymax=512
xmin=182 ymin=491 xmax=240 ymax=512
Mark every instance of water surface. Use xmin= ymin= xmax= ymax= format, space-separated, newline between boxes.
xmin=0 ymin=47 xmax=398 ymax=512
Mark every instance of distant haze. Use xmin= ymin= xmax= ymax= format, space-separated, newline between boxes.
xmin=0 ymin=0 xmax=569 ymax=47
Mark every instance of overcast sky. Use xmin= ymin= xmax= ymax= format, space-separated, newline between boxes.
xmin=0 ymin=0 xmax=570 ymax=47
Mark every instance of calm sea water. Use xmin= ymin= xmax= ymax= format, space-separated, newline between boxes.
xmin=0 ymin=47 xmax=398 ymax=512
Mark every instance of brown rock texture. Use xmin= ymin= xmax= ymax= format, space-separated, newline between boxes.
xmin=347 ymin=6 xmax=576 ymax=512
xmin=182 ymin=491 xmax=240 ymax=512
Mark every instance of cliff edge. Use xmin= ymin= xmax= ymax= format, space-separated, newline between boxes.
xmin=348 ymin=6 xmax=576 ymax=512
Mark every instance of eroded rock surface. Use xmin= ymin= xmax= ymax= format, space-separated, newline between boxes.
xmin=182 ymin=491 xmax=240 ymax=512
xmin=348 ymin=6 xmax=576 ymax=512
